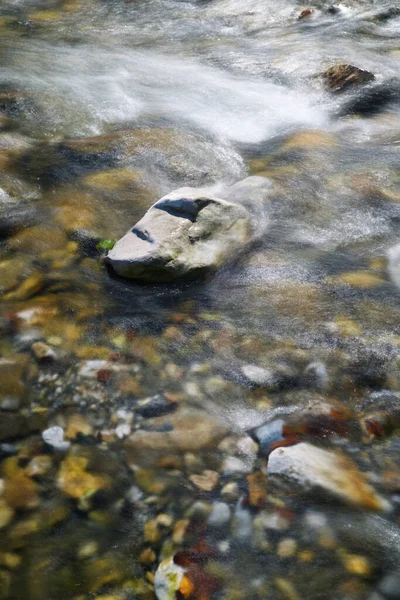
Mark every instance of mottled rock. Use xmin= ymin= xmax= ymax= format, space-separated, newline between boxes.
xmin=320 ymin=64 xmax=375 ymax=92
xmin=125 ymin=408 xmax=228 ymax=464
xmin=83 ymin=553 xmax=127 ymax=593
xmin=144 ymin=519 xmax=161 ymax=544
xmin=239 ymin=360 xmax=296 ymax=390
xmin=65 ymin=414 xmax=93 ymax=439
xmin=32 ymin=341 xmax=56 ymax=362
xmin=2 ymin=457 xmax=39 ymax=510
xmin=57 ymin=454 xmax=111 ymax=499
xmin=3 ymin=273 xmax=45 ymax=301
xmin=134 ymin=468 xmax=169 ymax=495
xmin=7 ymin=227 xmax=68 ymax=255
xmin=268 ymin=442 xmax=390 ymax=511
xmin=221 ymin=481 xmax=239 ymax=501
xmin=189 ymin=470 xmax=219 ymax=492
xmin=325 ymin=5 xmax=340 ymax=15
xmin=247 ymin=472 xmax=268 ymax=509
xmin=154 ymin=557 xmax=185 ymax=600
xmin=25 ymin=455 xmax=53 ymax=477
xmin=140 ymin=547 xmax=157 ymax=565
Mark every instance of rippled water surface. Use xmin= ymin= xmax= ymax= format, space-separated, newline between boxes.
xmin=1 ymin=0 xmax=400 ymax=599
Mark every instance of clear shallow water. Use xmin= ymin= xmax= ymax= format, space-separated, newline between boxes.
xmin=1 ymin=1 xmax=400 ymax=599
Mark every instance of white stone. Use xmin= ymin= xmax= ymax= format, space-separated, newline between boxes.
xmin=125 ymin=485 xmax=143 ymax=503
xmin=233 ymin=498 xmax=253 ymax=541
xmin=223 ymin=455 xmax=253 ymax=474
xmin=221 ymin=481 xmax=239 ymax=501
xmin=241 ymin=364 xmax=276 ymax=387
xmin=208 ymin=502 xmax=231 ymax=527
xmin=78 ymin=360 xmax=108 ymax=379
xmin=42 ymin=426 xmax=70 ymax=451
xmin=260 ymin=511 xmax=290 ymax=531
xmin=154 ymin=557 xmax=186 ymax=600
xmin=115 ymin=423 xmax=131 ymax=439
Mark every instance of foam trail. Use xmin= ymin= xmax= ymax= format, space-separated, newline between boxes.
xmin=0 ymin=41 xmax=328 ymax=140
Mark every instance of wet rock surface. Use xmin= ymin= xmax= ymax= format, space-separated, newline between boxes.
xmin=320 ymin=64 xmax=375 ymax=92
xmin=106 ymin=183 xmax=257 ymax=281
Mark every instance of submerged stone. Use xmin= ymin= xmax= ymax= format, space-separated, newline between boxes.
xmin=57 ymin=454 xmax=111 ymax=499
xmin=268 ymin=442 xmax=390 ymax=512
xmin=0 ymin=358 xmax=28 ymax=412
xmin=136 ymin=394 xmax=176 ymax=419
xmin=31 ymin=341 xmax=56 ymax=363
xmin=208 ymin=501 xmax=231 ymax=527
xmin=154 ymin=557 xmax=185 ymax=600
xmin=0 ymin=198 xmax=38 ymax=239
xmin=340 ymin=79 xmax=400 ymax=116
xmin=3 ymin=457 xmax=40 ymax=510
xmin=240 ymin=364 xmax=278 ymax=387
xmin=125 ymin=407 xmax=228 ymax=465
xmin=42 ymin=426 xmax=70 ymax=451
xmin=189 ymin=470 xmax=219 ymax=492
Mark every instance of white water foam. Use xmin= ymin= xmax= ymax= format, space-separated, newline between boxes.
xmin=0 ymin=41 xmax=328 ymax=140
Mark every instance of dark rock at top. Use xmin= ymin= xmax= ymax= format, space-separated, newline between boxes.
xmin=0 ymin=201 xmax=38 ymax=239
xmin=250 ymin=419 xmax=285 ymax=453
xmin=325 ymin=6 xmax=340 ymax=15
xmin=136 ymin=394 xmax=177 ymax=419
xmin=320 ymin=64 xmax=375 ymax=92
xmin=373 ymin=8 xmax=400 ymax=23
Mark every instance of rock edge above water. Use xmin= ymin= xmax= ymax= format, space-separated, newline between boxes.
xmin=106 ymin=177 xmax=271 ymax=282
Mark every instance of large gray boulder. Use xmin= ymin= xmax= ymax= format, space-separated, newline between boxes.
xmin=106 ymin=177 xmax=270 ymax=281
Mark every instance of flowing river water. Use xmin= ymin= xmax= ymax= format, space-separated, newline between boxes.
xmin=1 ymin=0 xmax=400 ymax=599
